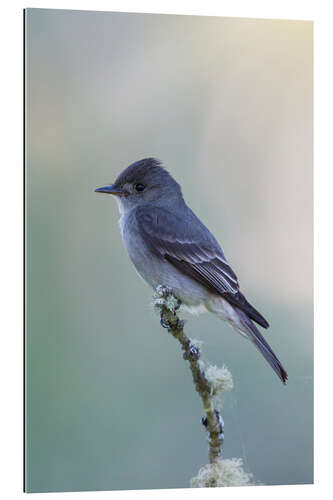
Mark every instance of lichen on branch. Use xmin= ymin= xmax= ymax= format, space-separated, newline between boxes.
xmin=190 ymin=457 xmax=254 ymax=488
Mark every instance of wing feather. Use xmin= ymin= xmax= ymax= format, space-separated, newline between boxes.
xmin=136 ymin=206 xmax=239 ymax=295
xmin=136 ymin=205 xmax=269 ymax=328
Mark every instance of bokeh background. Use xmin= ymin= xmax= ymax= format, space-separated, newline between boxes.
xmin=25 ymin=9 xmax=313 ymax=493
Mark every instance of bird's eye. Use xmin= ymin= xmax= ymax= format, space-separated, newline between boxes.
xmin=135 ymin=183 xmax=145 ymax=192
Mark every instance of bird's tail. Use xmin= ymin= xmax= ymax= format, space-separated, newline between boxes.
xmin=237 ymin=308 xmax=288 ymax=384
xmin=208 ymin=295 xmax=288 ymax=384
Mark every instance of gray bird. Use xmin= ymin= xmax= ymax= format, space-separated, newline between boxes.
xmin=95 ymin=158 xmax=287 ymax=384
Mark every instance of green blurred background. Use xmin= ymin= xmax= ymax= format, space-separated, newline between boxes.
xmin=25 ymin=9 xmax=313 ymax=493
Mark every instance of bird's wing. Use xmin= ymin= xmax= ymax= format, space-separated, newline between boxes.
xmin=136 ymin=205 xmax=269 ymax=329
xmin=136 ymin=205 xmax=239 ymax=295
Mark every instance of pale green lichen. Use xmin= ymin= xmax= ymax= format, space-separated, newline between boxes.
xmin=190 ymin=458 xmax=253 ymax=488
xmin=205 ymin=364 xmax=234 ymax=394
xmin=153 ymin=297 xmax=165 ymax=309
xmin=198 ymin=361 xmax=233 ymax=395
xmin=153 ymin=285 xmax=179 ymax=312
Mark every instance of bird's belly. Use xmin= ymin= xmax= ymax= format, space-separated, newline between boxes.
xmin=124 ymin=244 xmax=205 ymax=306
xmin=135 ymin=253 xmax=209 ymax=306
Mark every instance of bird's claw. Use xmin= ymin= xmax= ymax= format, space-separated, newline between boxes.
xmin=160 ymin=315 xmax=171 ymax=329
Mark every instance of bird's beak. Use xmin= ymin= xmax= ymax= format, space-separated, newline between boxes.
xmin=94 ymin=184 xmax=123 ymax=196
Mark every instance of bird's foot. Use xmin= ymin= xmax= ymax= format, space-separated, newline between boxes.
xmin=160 ymin=315 xmax=171 ymax=329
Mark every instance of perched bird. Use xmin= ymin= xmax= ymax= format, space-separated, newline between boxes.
xmin=95 ymin=158 xmax=287 ymax=384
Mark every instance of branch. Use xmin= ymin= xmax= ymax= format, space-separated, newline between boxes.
xmin=153 ymin=285 xmax=225 ymax=463
xmin=153 ymin=285 xmax=255 ymax=488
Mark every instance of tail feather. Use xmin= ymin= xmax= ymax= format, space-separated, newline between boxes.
xmin=238 ymin=309 xmax=288 ymax=384
xmin=226 ymin=291 xmax=269 ymax=329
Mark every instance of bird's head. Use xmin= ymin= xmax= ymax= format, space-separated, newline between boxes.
xmin=95 ymin=158 xmax=183 ymax=213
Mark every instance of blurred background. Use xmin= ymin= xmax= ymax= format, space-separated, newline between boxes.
xmin=25 ymin=9 xmax=313 ymax=492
